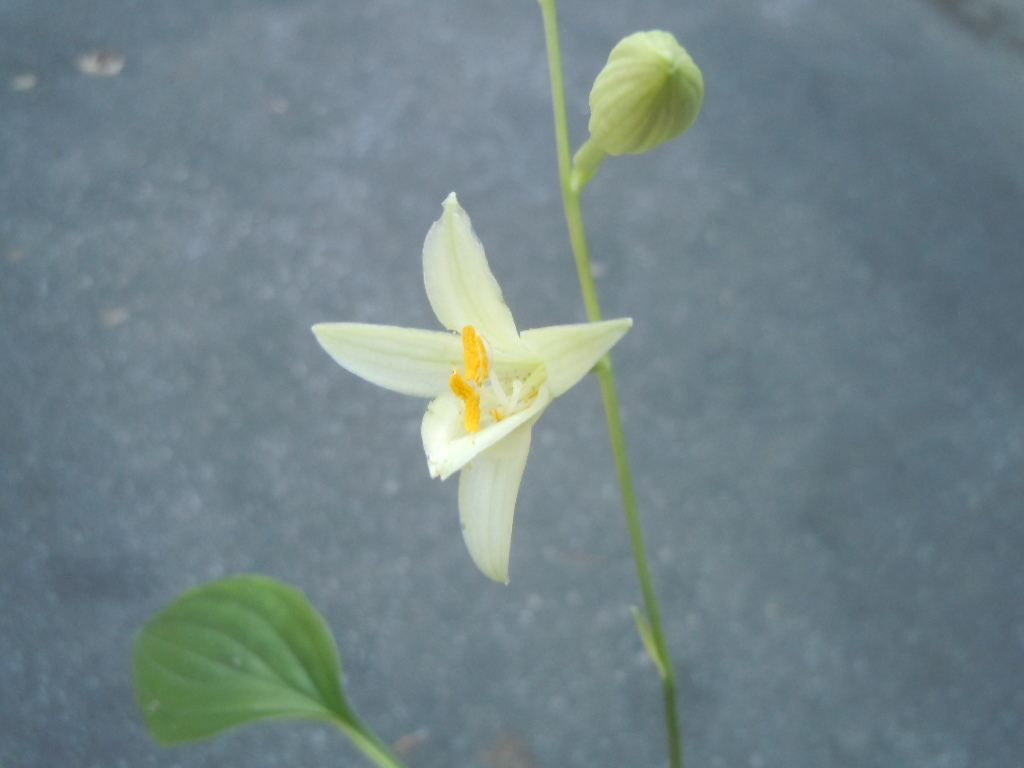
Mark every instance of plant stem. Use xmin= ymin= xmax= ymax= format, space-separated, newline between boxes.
xmin=332 ymin=710 xmax=408 ymax=768
xmin=536 ymin=1 xmax=682 ymax=767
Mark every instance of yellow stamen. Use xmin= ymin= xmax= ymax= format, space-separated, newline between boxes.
xmin=462 ymin=325 xmax=489 ymax=385
xmin=449 ymin=370 xmax=481 ymax=432
xmin=490 ymin=407 xmax=505 ymax=422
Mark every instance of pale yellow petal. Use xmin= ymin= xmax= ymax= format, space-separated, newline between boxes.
xmin=421 ymin=387 xmax=551 ymax=480
xmin=458 ymin=425 xmax=533 ymax=583
xmin=422 ymin=193 xmax=521 ymax=350
xmin=312 ymin=323 xmax=461 ymax=397
xmin=519 ymin=318 xmax=632 ymax=397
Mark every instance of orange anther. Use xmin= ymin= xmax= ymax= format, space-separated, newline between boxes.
xmin=462 ymin=325 xmax=489 ymax=385
xmin=449 ymin=370 xmax=481 ymax=432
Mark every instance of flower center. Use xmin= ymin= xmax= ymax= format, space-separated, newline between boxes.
xmin=449 ymin=325 xmax=541 ymax=433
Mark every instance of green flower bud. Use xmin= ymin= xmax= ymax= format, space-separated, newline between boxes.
xmin=588 ymin=30 xmax=704 ymax=155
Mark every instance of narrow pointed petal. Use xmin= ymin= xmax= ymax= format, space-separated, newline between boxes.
xmin=520 ymin=318 xmax=632 ymax=397
xmin=421 ymin=388 xmax=551 ymax=479
xmin=423 ymin=193 xmax=521 ymax=350
xmin=312 ymin=323 xmax=461 ymax=397
xmin=458 ymin=425 xmax=533 ymax=583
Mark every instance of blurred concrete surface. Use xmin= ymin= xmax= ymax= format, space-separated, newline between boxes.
xmin=2 ymin=0 xmax=1023 ymax=767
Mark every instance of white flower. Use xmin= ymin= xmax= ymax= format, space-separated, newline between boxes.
xmin=313 ymin=193 xmax=631 ymax=582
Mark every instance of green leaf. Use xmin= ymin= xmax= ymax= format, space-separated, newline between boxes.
xmin=134 ymin=574 xmax=353 ymax=745
xmin=631 ymin=605 xmax=668 ymax=680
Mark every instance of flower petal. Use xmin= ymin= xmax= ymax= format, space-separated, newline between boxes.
xmin=421 ymin=386 xmax=551 ymax=479
xmin=423 ymin=193 xmax=521 ymax=350
xmin=520 ymin=318 xmax=632 ymax=397
xmin=312 ymin=323 xmax=461 ymax=397
xmin=458 ymin=424 xmax=533 ymax=583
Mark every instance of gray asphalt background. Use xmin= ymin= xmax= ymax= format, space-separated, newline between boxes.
xmin=2 ymin=0 xmax=1023 ymax=766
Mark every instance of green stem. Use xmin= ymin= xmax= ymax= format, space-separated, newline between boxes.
xmin=331 ymin=710 xmax=408 ymax=768
xmin=537 ymin=2 xmax=682 ymax=767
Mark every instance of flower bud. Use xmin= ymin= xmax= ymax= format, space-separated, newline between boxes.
xmin=588 ymin=30 xmax=704 ymax=155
